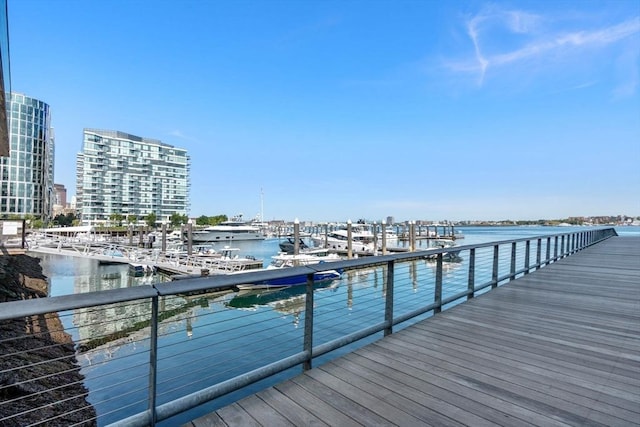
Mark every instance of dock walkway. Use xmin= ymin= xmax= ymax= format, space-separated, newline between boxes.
xmin=187 ymin=236 xmax=640 ymax=426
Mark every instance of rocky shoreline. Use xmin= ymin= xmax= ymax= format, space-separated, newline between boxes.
xmin=0 ymin=254 xmax=97 ymax=426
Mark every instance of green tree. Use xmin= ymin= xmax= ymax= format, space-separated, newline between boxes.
xmin=196 ymin=215 xmax=210 ymax=226
xmin=170 ymin=213 xmax=187 ymax=227
xmin=127 ymin=215 xmax=137 ymax=225
xmin=145 ymin=213 xmax=157 ymax=228
xmin=209 ymin=214 xmax=227 ymax=225
xmin=110 ymin=213 xmax=124 ymax=227
xmin=53 ymin=213 xmax=77 ymax=227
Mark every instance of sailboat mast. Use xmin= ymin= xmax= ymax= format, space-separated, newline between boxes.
xmin=260 ymin=188 xmax=264 ymax=224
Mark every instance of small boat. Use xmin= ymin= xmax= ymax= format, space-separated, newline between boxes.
xmin=208 ymin=246 xmax=263 ymax=272
xmin=311 ymin=225 xmax=376 ymax=255
xmin=192 ymin=214 xmax=265 ymax=242
xmin=423 ymin=239 xmax=462 ymax=261
xmin=239 ymin=251 xmax=342 ymax=289
xmin=128 ymin=263 xmax=156 ymax=276
xmin=278 ymin=237 xmax=309 ymax=254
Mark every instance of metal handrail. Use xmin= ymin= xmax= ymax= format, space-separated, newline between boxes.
xmin=0 ymin=227 xmax=617 ymax=426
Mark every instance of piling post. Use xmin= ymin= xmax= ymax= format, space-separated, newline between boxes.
xmin=187 ymin=222 xmax=192 ymax=256
xmin=410 ymin=221 xmax=416 ymax=252
xmin=138 ymin=226 xmax=144 ymax=247
xmin=324 ymin=223 xmax=328 ymax=249
xmin=294 ymin=218 xmax=300 ymax=255
xmin=381 ymin=220 xmax=387 ymax=255
xmin=347 ymin=220 xmax=353 ymax=259
xmin=161 ymin=223 xmax=167 ymax=253
xmin=372 ymin=222 xmax=378 ymax=253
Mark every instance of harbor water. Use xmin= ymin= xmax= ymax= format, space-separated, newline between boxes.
xmin=31 ymin=225 xmax=638 ymax=425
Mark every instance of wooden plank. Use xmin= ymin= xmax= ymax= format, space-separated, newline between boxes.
xmin=340 ymin=351 xmax=536 ymax=427
xmin=251 ymin=387 xmax=327 ymax=426
xmin=388 ymin=329 xmax=640 ymax=423
xmin=359 ymin=340 xmax=571 ymax=426
xmin=236 ymin=394 xmax=296 ymax=426
xmin=367 ymin=339 xmax=627 ymax=426
xmin=216 ymin=403 xmax=260 ymax=426
xmin=327 ymin=355 xmax=508 ymax=427
xmin=318 ymin=361 xmax=468 ymax=426
xmin=187 ymin=411 xmax=226 ymax=427
xmin=273 ymin=379 xmax=363 ymax=427
xmin=290 ymin=374 xmax=393 ymax=426
xmin=411 ymin=317 xmax=640 ymax=387
xmin=405 ymin=323 xmax=640 ymax=412
xmin=303 ymin=367 xmax=428 ymax=426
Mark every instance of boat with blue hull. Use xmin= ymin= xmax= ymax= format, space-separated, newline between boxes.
xmin=239 ymin=250 xmax=342 ymax=289
xmin=242 ymin=269 xmax=342 ymax=289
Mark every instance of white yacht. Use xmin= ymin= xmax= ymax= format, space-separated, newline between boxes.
xmin=192 ymin=214 xmax=265 ymax=242
xmin=311 ymin=225 xmax=377 ymax=255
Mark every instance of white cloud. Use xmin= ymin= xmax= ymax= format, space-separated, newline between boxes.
xmin=454 ymin=7 xmax=640 ymax=90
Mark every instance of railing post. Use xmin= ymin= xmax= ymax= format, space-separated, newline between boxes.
xmin=554 ymin=236 xmax=558 ymax=261
xmin=561 ymin=235 xmax=566 ymax=258
xmin=467 ymin=248 xmax=475 ymax=300
xmin=434 ymin=253 xmax=443 ymax=313
xmin=303 ymin=274 xmax=314 ymax=371
xmin=536 ymin=238 xmax=542 ymax=270
xmin=492 ymin=245 xmax=499 ymax=289
xmin=384 ymin=261 xmax=394 ymax=336
xmin=524 ymin=240 xmax=530 ymax=275
xmin=510 ymin=242 xmax=517 ymax=281
xmin=572 ymin=233 xmax=576 ymax=254
xmin=148 ymin=296 xmax=159 ymax=426
xmin=546 ymin=237 xmax=551 ymax=265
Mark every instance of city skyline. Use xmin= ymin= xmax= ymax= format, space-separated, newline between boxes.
xmin=7 ymin=1 xmax=640 ymax=222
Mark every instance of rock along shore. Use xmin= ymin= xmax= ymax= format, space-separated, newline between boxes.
xmin=0 ymin=254 xmax=97 ymax=426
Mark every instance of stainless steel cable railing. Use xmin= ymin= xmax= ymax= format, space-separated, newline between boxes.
xmin=0 ymin=227 xmax=617 ymax=426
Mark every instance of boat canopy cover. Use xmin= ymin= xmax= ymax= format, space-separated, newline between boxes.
xmin=39 ymin=225 xmax=95 ymax=233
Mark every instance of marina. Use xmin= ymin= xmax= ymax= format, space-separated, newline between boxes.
xmin=24 ymin=221 xmax=460 ymax=279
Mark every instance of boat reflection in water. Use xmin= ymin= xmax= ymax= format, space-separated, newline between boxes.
xmin=226 ymin=281 xmax=341 ymax=326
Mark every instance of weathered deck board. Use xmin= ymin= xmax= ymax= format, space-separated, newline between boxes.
xmin=188 ymin=236 xmax=640 ymax=427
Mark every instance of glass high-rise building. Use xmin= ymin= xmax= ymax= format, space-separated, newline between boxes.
xmin=77 ymin=129 xmax=190 ymax=225
xmin=0 ymin=0 xmax=11 ymax=157
xmin=0 ymin=93 xmax=54 ymax=220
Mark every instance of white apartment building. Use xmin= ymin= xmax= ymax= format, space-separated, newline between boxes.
xmin=76 ymin=129 xmax=190 ymax=226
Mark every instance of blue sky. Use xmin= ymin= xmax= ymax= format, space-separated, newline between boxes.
xmin=7 ymin=0 xmax=640 ymax=222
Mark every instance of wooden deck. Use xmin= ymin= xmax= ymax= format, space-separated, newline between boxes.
xmin=186 ymin=236 xmax=640 ymax=426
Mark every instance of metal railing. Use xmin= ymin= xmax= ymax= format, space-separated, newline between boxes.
xmin=0 ymin=227 xmax=617 ymax=426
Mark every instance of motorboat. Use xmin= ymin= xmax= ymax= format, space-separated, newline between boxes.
xmin=423 ymin=239 xmax=462 ymax=261
xmin=278 ymin=237 xmax=309 ymax=254
xmin=192 ymin=214 xmax=265 ymax=243
xmin=378 ymin=226 xmax=399 ymax=243
xmin=311 ymin=225 xmax=376 ymax=255
xmin=239 ymin=250 xmax=342 ymax=289
xmin=128 ymin=263 xmax=156 ymax=277
xmin=207 ymin=246 xmax=264 ymax=272
xmin=269 ymin=249 xmax=342 ymax=267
